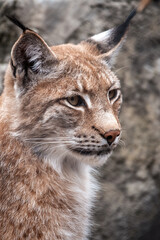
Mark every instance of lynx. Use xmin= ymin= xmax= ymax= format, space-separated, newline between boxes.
xmin=0 ymin=10 xmax=136 ymax=240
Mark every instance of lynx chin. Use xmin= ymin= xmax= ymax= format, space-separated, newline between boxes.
xmin=0 ymin=10 xmax=136 ymax=240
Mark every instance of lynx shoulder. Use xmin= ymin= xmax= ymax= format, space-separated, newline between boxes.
xmin=0 ymin=11 xmax=135 ymax=240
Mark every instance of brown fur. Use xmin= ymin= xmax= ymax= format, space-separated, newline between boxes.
xmin=0 ymin=16 xmax=131 ymax=239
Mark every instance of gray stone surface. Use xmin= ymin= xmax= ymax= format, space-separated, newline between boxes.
xmin=0 ymin=0 xmax=160 ymax=239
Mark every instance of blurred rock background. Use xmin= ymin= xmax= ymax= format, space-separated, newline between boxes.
xmin=0 ymin=0 xmax=160 ymax=239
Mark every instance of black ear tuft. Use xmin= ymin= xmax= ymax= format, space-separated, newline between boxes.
xmin=6 ymin=15 xmax=30 ymax=33
xmin=82 ymin=8 xmax=137 ymax=64
xmin=107 ymin=8 xmax=137 ymax=50
xmin=124 ymin=9 xmax=137 ymax=27
xmin=109 ymin=8 xmax=137 ymax=49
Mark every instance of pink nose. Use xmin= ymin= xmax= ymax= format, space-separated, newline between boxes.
xmin=104 ymin=130 xmax=120 ymax=145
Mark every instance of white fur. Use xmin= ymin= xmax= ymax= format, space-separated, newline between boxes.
xmin=77 ymin=80 xmax=83 ymax=92
xmin=42 ymin=146 xmax=99 ymax=239
xmin=91 ymin=28 xmax=113 ymax=43
xmin=14 ymin=82 xmax=23 ymax=98
xmin=26 ymin=46 xmax=42 ymax=72
xmin=82 ymin=94 xmax=92 ymax=109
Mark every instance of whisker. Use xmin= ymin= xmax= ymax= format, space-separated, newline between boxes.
xmin=30 ymin=142 xmax=70 ymax=148
xmin=27 ymin=141 xmax=74 ymax=144
xmin=118 ymin=139 xmax=126 ymax=147
xmin=115 ymin=66 xmax=128 ymax=74
xmin=24 ymin=137 xmax=73 ymax=141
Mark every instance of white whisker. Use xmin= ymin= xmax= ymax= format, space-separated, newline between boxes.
xmin=27 ymin=140 xmax=74 ymax=144
xmin=115 ymin=66 xmax=128 ymax=74
xmin=118 ymin=139 xmax=126 ymax=147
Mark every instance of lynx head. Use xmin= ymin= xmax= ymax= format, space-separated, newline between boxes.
xmin=4 ymin=12 xmax=135 ymax=168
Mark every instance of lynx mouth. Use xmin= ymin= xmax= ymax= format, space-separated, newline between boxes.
xmin=70 ymin=147 xmax=111 ymax=156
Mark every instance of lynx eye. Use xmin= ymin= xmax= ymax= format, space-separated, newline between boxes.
xmin=108 ymin=89 xmax=118 ymax=101
xmin=67 ymin=95 xmax=84 ymax=107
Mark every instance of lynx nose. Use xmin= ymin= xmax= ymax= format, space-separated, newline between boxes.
xmin=104 ymin=130 xmax=120 ymax=146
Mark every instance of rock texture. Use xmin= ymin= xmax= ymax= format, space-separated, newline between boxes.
xmin=0 ymin=0 xmax=160 ymax=240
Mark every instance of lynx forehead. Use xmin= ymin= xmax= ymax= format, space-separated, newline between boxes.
xmin=0 ymin=11 xmax=136 ymax=240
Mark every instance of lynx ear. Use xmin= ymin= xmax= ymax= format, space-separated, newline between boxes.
xmin=83 ymin=9 xmax=136 ymax=64
xmin=8 ymin=16 xmax=58 ymax=94
xmin=11 ymin=31 xmax=57 ymax=75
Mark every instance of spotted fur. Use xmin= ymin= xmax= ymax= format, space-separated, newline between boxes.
xmin=0 ymin=12 xmax=135 ymax=240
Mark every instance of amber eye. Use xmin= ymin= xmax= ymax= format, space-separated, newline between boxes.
xmin=67 ymin=96 xmax=84 ymax=107
xmin=108 ymin=89 xmax=118 ymax=101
